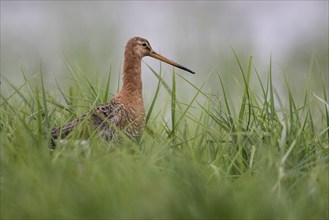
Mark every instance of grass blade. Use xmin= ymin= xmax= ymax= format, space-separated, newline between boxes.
xmin=171 ymin=68 xmax=176 ymax=139
xmin=146 ymin=71 xmax=162 ymax=125
xmin=40 ymin=61 xmax=50 ymax=131
xmin=103 ymin=65 xmax=112 ymax=102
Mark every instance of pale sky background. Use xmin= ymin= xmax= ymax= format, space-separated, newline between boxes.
xmin=1 ymin=1 xmax=328 ymax=102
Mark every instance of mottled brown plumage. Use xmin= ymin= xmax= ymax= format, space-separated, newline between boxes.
xmin=51 ymin=37 xmax=195 ymax=143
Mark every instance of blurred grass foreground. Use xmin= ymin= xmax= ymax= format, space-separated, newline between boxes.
xmin=1 ymin=51 xmax=328 ymax=219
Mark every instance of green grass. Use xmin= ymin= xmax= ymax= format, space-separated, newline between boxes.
xmin=1 ymin=54 xmax=328 ymax=219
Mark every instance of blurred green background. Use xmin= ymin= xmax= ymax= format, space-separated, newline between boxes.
xmin=1 ymin=1 xmax=328 ymax=102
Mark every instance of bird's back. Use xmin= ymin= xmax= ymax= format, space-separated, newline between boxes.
xmin=51 ymin=97 xmax=145 ymax=143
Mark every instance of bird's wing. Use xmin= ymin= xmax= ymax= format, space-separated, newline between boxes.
xmin=90 ymin=100 xmax=125 ymax=140
xmin=51 ymin=100 xmax=124 ymax=142
xmin=51 ymin=113 xmax=88 ymax=140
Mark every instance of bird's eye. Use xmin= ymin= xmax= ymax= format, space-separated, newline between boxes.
xmin=142 ymin=43 xmax=147 ymax=48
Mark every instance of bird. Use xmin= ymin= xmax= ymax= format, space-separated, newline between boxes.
xmin=51 ymin=36 xmax=195 ymax=144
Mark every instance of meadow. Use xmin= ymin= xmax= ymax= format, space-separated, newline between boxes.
xmin=1 ymin=53 xmax=328 ymax=219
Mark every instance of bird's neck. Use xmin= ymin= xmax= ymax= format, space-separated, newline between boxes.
xmin=119 ymin=53 xmax=143 ymax=101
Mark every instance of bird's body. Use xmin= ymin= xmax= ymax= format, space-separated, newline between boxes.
xmin=51 ymin=37 xmax=194 ymax=143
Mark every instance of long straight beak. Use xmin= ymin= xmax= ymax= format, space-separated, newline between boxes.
xmin=148 ymin=51 xmax=195 ymax=74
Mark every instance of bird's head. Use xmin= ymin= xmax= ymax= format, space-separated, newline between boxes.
xmin=126 ymin=36 xmax=195 ymax=74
